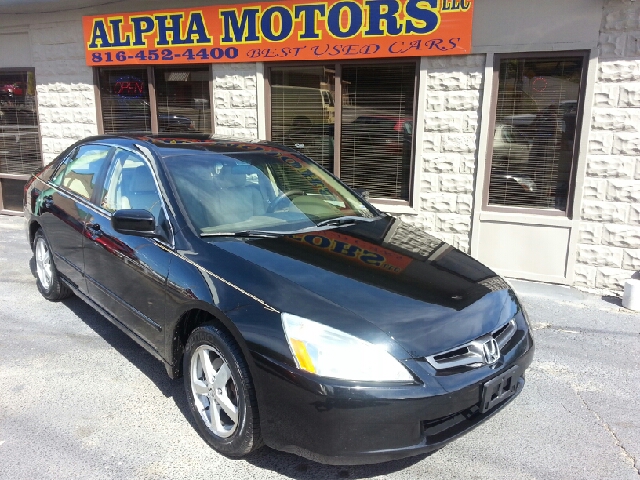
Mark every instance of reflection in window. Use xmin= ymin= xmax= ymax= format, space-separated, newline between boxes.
xmin=102 ymin=149 xmax=162 ymax=221
xmin=270 ymin=65 xmax=336 ymax=171
xmin=340 ymin=63 xmax=415 ymax=201
xmin=54 ymin=145 xmax=111 ymax=200
xmin=269 ymin=63 xmax=416 ymax=201
xmin=99 ymin=68 xmax=151 ymax=133
xmin=0 ymin=70 xmax=42 ymax=176
xmin=155 ymin=67 xmax=211 ymax=134
xmin=488 ymin=57 xmax=584 ymax=210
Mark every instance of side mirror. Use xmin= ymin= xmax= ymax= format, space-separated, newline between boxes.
xmin=112 ymin=209 xmax=158 ymax=237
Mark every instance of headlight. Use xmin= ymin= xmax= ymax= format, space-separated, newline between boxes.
xmin=281 ymin=313 xmax=413 ymax=382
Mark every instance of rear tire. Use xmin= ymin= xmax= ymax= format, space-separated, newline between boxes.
xmin=33 ymin=229 xmax=72 ymax=301
xmin=184 ymin=324 xmax=262 ymax=457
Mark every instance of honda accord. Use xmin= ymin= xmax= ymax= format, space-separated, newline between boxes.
xmin=24 ymin=134 xmax=534 ymax=465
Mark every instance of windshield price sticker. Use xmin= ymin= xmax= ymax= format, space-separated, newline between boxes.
xmin=83 ymin=0 xmax=474 ymax=65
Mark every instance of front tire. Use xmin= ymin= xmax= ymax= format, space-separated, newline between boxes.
xmin=33 ymin=229 xmax=72 ymax=301
xmin=184 ymin=324 xmax=262 ymax=457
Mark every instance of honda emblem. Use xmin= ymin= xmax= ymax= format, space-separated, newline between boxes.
xmin=482 ymin=338 xmax=500 ymax=365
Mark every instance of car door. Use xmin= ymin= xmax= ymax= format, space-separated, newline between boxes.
xmin=38 ymin=144 xmax=113 ymax=293
xmin=83 ymin=147 xmax=173 ymax=350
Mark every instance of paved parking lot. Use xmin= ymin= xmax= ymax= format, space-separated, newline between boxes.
xmin=1 ymin=214 xmax=639 ymax=479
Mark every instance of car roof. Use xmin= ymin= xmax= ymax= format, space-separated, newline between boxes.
xmin=82 ymin=134 xmax=296 ymax=159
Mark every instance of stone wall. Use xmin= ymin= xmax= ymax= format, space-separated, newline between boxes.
xmin=401 ymin=55 xmax=485 ymax=254
xmin=31 ymin=21 xmax=98 ymax=165
xmin=212 ymin=64 xmax=259 ymax=139
xmin=576 ymin=0 xmax=640 ymax=292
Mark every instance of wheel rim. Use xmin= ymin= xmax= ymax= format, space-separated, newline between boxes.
xmin=190 ymin=345 xmax=239 ymax=438
xmin=35 ymin=237 xmax=53 ymax=290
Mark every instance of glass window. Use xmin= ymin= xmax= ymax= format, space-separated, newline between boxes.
xmin=269 ymin=62 xmax=416 ymax=201
xmin=0 ymin=69 xmax=42 ymax=211
xmin=155 ymin=67 xmax=211 ymax=134
xmin=101 ymin=149 xmax=162 ymax=222
xmin=98 ymin=68 xmax=151 ymax=133
xmin=0 ymin=70 xmax=42 ymax=175
xmin=488 ymin=56 xmax=584 ymax=211
xmin=163 ymin=152 xmax=374 ymax=234
xmin=340 ymin=63 xmax=415 ymax=200
xmin=53 ymin=145 xmax=111 ymax=200
xmin=270 ymin=65 xmax=336 ymax=172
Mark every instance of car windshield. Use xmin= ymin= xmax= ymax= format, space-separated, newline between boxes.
xmin=162 ymin=150 xmax=377 ymax=235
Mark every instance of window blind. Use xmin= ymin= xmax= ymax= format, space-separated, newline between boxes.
xmin=0 ymin=70 xmax=42 ymax=175
xmin=488 ymin=57 xmax=584 ymax=211
xmin=99 ymin=68 xmax=152 ymax=134
xmin=270 ymin=65 xmax=336 ymax=172
xmin=269 ymin=62 xmax=416 ymax=201
xmin=155 ymin=67 xmax=211 ymax=134
xmin=339 ymin=63 xmax=415 ymax=201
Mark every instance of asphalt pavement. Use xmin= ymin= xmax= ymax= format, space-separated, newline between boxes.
xmin=1 ymin=214 xmax=639 ymax=480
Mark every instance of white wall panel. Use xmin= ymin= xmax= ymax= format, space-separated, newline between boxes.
xmin=472 ymin=0 xmax=603 ymax=52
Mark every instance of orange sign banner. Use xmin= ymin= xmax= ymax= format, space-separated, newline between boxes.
xmin=82 ymin=0 xmax=474 ymax=65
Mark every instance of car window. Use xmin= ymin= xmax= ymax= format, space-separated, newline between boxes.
xmin=51 ymin=145 xmax=111 ymax=200
xmin=100 ymin=149 xmax=162 ymax=222
xmin=163 ymin=151 xmax=375 ymax=234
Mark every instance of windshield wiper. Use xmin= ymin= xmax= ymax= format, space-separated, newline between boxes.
xmin=315 ymin=215 xmax=378 ymax=228
xmin=200 ymin=230 xmax=282 ymax=238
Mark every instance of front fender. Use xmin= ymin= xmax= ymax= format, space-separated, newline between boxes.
xmin=162 ymin=253 xmax=287 ymax=385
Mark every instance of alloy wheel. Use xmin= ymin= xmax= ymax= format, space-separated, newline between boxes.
xmin=190 ymin=345 xmax=239 ymax=438
xmin=35 ymin=237 xmax=53 ymax=291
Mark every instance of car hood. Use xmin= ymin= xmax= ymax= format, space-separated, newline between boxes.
xmin=204 ymin=216 xmax=520 ymax=358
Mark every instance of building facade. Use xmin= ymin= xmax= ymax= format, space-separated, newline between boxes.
xmin=0 ymin=0 xmax=638 ymax=294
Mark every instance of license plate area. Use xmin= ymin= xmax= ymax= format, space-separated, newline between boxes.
xmin=480 ymin=366 xmax=522 ymax=413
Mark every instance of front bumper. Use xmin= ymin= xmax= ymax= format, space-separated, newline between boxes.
xmin=253 ymin=330 xmax=534 ymax=465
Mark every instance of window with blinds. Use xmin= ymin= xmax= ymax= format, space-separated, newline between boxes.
xmin=270 ymin=65 xmax=336 ymax=172
xmin=155 ymin=67 xmax=211 ymax=134
xmin=340 ymin=63 xmax=415 ymax=200
xmin=0 ymin=69 xmax=42 ymax=212
xmin=487 ymin=56 xmax=584 ymax=211
xmin=0 ymin=70 xmax=42 ymax=176
xmin=269 ymin=62 xmax=416 ymax=201
xmin=98 ymin=68 xmax=152 ymax=134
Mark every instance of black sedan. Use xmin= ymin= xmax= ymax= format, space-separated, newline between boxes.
xmin=24 ymin=134 xmax=534 ymax=465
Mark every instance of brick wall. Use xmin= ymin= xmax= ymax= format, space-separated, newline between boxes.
xmin=212 ymin=64 xmax=259 ymax=138
xmin=31 ymin=21 xmax=98 ymax=165
xmin=401 ymin=55 xmax=485 ymax=254
xmin=575 ymin=0 xmax=640 ymax=292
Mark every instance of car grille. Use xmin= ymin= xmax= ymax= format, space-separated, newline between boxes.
xmin=425 ymin=318 xmax=517 ymax=370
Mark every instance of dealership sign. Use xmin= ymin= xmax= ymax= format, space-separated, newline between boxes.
xmin=82 ymin=0 xmax=473 ymax=65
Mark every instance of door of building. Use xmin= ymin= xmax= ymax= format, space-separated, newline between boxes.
xmin=471 ymin=52 xmax=589 ymax=284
